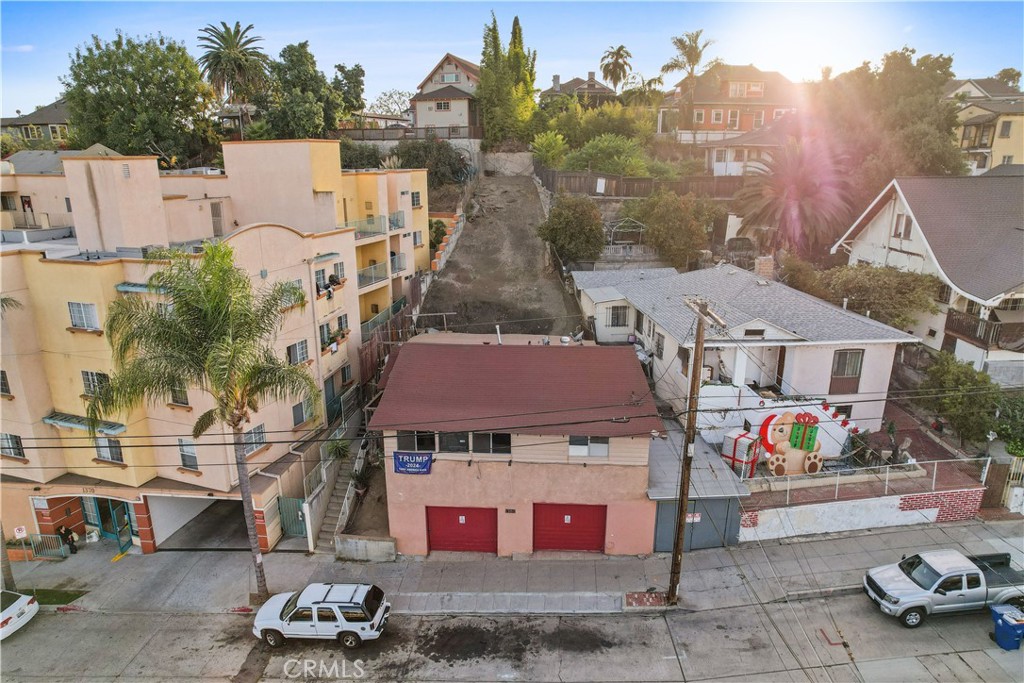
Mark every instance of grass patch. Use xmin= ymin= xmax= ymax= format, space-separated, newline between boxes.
xmin=24 ymin=588 xmax=87 ymax=605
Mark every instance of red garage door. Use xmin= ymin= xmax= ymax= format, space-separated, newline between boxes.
xmin=426 ymin=506 xmax=498 ymax=553
xmin=533 ymin=503 xmax=607 ymax=552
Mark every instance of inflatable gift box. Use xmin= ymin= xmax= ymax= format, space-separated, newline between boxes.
xmin=788 ymin=413 xmax=819 ymax=451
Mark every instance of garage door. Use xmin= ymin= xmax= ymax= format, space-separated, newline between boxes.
xmin=425 ymin=506 xmax=498 ymax=552
xmin=533 ymin=503 xmax=606 ymax=552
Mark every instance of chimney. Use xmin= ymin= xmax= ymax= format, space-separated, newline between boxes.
xmin=587 ymin=71 xmax=596 ymax=83
xmin=754 ymin=255 xmax=775 ymax=280
xmin=552 ymin=75 xmax=560 ymax=92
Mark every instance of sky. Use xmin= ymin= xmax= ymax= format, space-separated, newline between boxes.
xmin=2 ymin=1 xmax=1022 ymax=117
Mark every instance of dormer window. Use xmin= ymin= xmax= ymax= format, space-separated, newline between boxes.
xmin=441 ymin=73 xmax=460 ymax=84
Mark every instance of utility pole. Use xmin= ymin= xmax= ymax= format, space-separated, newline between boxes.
xmin=668 ymin=298 xmax=724 ymax=605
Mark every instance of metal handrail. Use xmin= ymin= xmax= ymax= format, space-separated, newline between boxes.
xmin=390 ymin=253 xmax=407 ymax=273
xmin=357 ymin=262 xmax=388 ymax=288
xmin=345 ymin=215 xmax=387 ymax=240
xmin=389 ymin=211 xmax=405 ymax=231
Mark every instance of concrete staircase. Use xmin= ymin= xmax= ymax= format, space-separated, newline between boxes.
xmin=315 ymin=455 xmax=357 ymax=552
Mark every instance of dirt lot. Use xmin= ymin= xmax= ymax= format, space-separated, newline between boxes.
xmin=344 ymin=465 xmax=390 ymax=537
xmin=420 ymin=176 xmax=579 ymax=336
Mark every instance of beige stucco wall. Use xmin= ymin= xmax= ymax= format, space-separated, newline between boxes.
xmin=414 ymin=99 xmax=471 ymax=129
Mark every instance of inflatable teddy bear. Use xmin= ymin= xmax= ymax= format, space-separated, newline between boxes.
xmin=759 ymin=411 xmax=824 ymax=476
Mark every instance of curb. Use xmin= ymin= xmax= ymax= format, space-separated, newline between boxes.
xmin=777 ymin=584 xmax=862 ymax=602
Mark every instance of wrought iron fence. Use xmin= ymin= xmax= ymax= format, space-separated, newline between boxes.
xmin=30 ymin=533 xmax=68 ymax=559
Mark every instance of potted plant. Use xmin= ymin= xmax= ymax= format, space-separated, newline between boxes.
xmin=325 ymin=439 xmax=349 ymax=460
xmin=351 ymin=466 xmax=373 ymax=496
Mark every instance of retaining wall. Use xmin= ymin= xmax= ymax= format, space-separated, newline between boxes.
xmin=334 ymin=534 xmax=397 ymax=561
xmin=482 ymin=152 xmax=535 ymax=177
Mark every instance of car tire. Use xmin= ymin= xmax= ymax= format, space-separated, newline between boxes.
xmin=339 ymin=632 xmax=362 ymax=649
xmin=1007 ymin=596 xmax=1024 ymax=610
xmin=900 ymin=608 xmax=925 ymax=628
xmin=262 ymin=630 xmax=285 ymax=648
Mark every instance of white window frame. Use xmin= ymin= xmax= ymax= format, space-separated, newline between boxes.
xmin=95 ymin=437 xmax=124 ymax=463
xmin=170 ymin=385 xmax=189 ymax=406
xmin=711 ymin=110 xmax=724 ymax=124
xmin=287 ymin=339 xmax=309 ymax=365
xmin=727 ymin=110 xmax=740 ymax=129
xmin=333 ymin=262 xmax=345 ymax=281
xmin=314 ymin=268 xmax=327 ymax=289
xmin=773 ymin=109 xmax=786 ymax=120
xmin=753 ymin=111 xmax=764 ymax=128
xmin=82 ymin=370 xmax=109 ymax=397
xmin=440 ymin=73 xmax=460 ymax=84
xmin=999 ymin=121 xmax=1012 ymax=138
xmin=729 ymin=82 xmax=747 ymax=97
xmin=413 ymin=231 xmax=423 ymax=246
xmin=714 ymin=149 xmax=727 ymax=163
xmin=68 ymin=302 xmax=100 ymax=330
xmin=1 ymin=433 xmax=25 ymax=459
xmin=435 ymin=101 xmax=451 ymax=111
xmin=49 ymin=124 xmax=68 ymax=141
xmin=282 ymin=279 xmax=303 ymax=307
xmin=568 ymin=435 xmax=610 ymax=457
xmin=607 ymin=305 xmax=629 ymax=328
xmin=178 ymin=438 xmax=198 ymax=470
xmin=411 ymin=191 xmax=422 ymax=208
xmin=22 ymin=125 xmax=42 ymax=140
xmin=1001 ymin=155 xmax=1014 ymax=165
xmin=693 ymin=110 xmax=705 ymax=124
xmin=337 ymin=313 xmax=349 ymax=332
xmin=243 ymin=424 xmax=266 ymax=455
xmin=292 ymin=395 xmax=314 ymax=426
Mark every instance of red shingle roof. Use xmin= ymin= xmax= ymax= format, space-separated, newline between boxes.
xmin=368 ymin=344 xmax=663 ymax=437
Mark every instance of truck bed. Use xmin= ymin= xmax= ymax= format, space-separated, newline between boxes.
xmin=969 ymin=554 xmax=1024 ymax=588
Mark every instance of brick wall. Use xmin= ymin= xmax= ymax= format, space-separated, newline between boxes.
xmin=898 ymin=488 xmax=985 ymax=523
xmin=740 ymin=510 xmax=759 ymax=528
xmin=133 ymin=498 xmax=156 ymax=554
xmin=34 ymin=496 xmax=86 ymax=536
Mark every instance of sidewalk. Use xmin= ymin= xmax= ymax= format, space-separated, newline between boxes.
xmin=11 ymin=518 xmax=1022 ymax=616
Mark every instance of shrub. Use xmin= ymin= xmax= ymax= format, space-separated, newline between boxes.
xmin=562 ymin=134 xmax=648 ymax=176
xmin=392 ymin=138 xmax=468 ymax=188
xmin=622 ymin=190 xmax=720 ymax=269
xmin=536 ymin=193 xmax=604 ymax=262
xmin=339 ymin=138 xmax=382 ymax=170
xmin=530 ymin=131 xmax=568 ymax=168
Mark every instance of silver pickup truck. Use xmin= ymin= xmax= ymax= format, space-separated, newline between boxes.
xmin=864 ymin=549 xmax=1024 ymax=628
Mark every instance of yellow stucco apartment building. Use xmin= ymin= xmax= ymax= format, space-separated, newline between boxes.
xmin=0 ymin=139 xmax=429 ymax=554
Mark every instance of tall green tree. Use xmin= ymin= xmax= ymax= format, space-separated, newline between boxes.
xmin=660 ymin=30 xmax=720 ymax=143
xmin=332 ymin=63 xmax=366 ymax=115
xmin=600 ymin=45 xmax=633 ymax=93
xmin=367 ymin=89 xmax=414 ymax=116
xmin=733 ymin=139 xmax=852 ymax=258
xmin=621 ymin=190 xmax=720 ymax=270
xmin=620 ymin=73 xmax=664 ymax=107
xmin=196 ymin=22 xmax=270 ymax=139
xmin=478 ymin=13 xmax=537 ymax=149
xmin=258 ymin=42 xmax=344 ymax=138
xmin=87 ymin=242 xmax=319 ymax=601
xmin=993 ymin=67 xmax=1022 ymax=90
xmin=919 ymin=352 xmax=1000 ymax=447
xmin=62 ymin=32 xmax=217 ymax=160
xmin=537 ymin=193 xmax=605 ymax=262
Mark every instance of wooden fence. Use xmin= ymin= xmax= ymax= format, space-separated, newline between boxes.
xmin=535 ymin=165 xmax=744 ymax=200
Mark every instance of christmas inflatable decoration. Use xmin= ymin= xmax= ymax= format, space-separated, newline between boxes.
xmin=759 ymin=411 xmax=823 ymax=476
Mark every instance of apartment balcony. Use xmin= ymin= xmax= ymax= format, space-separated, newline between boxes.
xmin=360 ymin=296 xmax=407 ymax=340
xmin=945 ymin=309 xmax=1006 ymax=349
xmin=390 ymin=253 xmax=407 ymax=274
xmin=389 ymin=210 xmax=405 ymax=231
xmin=345 ymin=215 xmax=387 ymax=240
xmin=357 ymin=262 xmax=389 ymax=289
xmin=1 ymin=210 xmax=74 ymax=230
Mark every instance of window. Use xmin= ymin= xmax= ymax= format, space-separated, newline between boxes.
xmin=341 ymin=365 xmax=352 ymax=383
xmin=397 ymin=430 xmax=435 ymax=452
xmin=0 ymin=370 xmax=9 ymax=395
xmin=646 ymin=319 xmax=654 ymax=337
xmin=82 ymin=371 xmax=109 ymax=397
xmin=677 ymin=347 xmax=691 ymax=372
xmin=1002 ymin=155 xmax=1014 ymax=165
xmin=65 ymin=197 xmax=72 ymax=213
xmin=320 ymin=323 xmax=333 ymax=346
xmin=654 ymin=333 xmax=665 ymax=360
xmin=49 ymin=125 xmax=68 ymax=141
xmin=178 ymin=438 xmax=198 ymax=470
xmin=315 ymin=269 xmax=327 ymax=289
xmin=243 ymin=424 xmax=266 ymax=455
xmin=607 ymin=305 xmax=628 ymax=328
xmin=472 ymin=432 xmax=512 ymax=454
xmin=1 ymin=196 xmax=15 ymax=211
xmin=1 ymin=433 xmax=25 ymax=459
xmin=729 ymin=82 xmax=747 ymax=97
xmin=316 ymin=607 xmax=338 ymax=622
xmin=82 ymin=499 xmax=99 ymax=525
xmin=95 ymin=438 xmax=124 ymax=463
xmin=441 ymin=73 xmax=460 ymax=84
xmin=997 ymin=298 xmax=1024 ymax=311
xmin=68 ymin=302 xmax=100 ymax=330
xmin=286 ymin=340 xmax=309 ymax=365
xmin=413 ymin=231 xmax=423 ymax=246
xmin=634 ymin=311 xmax=645 ymax=334
xmin=282 ymin=279 xmax=303 ymax=307
xmin=966 ymin=573 xmax=982 ymax=589
xmin=976 ymin=155 xmax=988 ymax=169
xmin=411 ymin=191 xmax=422 ymax=208
xmin=693 ymin=110 xmax=705 ymax=124
xmin=711 ymin=110 xmax=723 ymax=124
xmin=934 ymin=283 xmax=952 ymax=305
xmin=830 ymin=349 xmax=863 ymax=394
xmin=170 ymin=385 xmax=189 ymax=406
xmin=341 ymin=609 xmax=370 ymax=623
xmin=753 ymin=111 xmax=764 ymax=128
xmin=288 ymin=608 xmax=313 ymax=623
xmin=834 ymin=405 xmax=853 ymax=419
xmin=569 ymin=435 xmax=610 ymax=457
xmin=714 ymin=149 xmax=726 ymax=163
xmin=292 ymin=395 xmax=314 ymax=426
xmin=926 ymin=329 xmax=937 ymax=338
xmin=727 ymin=110 xmax=739 ymax=129
xmin=965 ymin=300 xmax=983 ymax=316
xmin=936 ymin=575 xmax=963 ymax=593
xmin=438 ymin=432 xmax=469 ymax=452
xmin=333 ymin=262 xmax=345 ymax=281
xmin=337 ymin=314 xmax=349 ymax=332
xmin=773 ymin=109 xmax=786 ymax=120
xmin=901 ymin=215 xmax=913 ymax=240
xmin=999 ymin=121 xmax=1012 ymax=138
xmin=23 ymin=125 xmax=42 ymax=140
xmin=364 ymin=201 xmax=373 ymax=211
xmin=733 ymin=149 xmax=746 ymax=162
xmin=435 ymin=101 xmax=451 ymax=111
xmin=893 ymin=213 xmax=905 ymax=238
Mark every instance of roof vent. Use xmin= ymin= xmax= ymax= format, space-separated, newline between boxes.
xmin=560 ymin=336 xmax=570 ymax=346
xmin=756 ymin=279 xmax=770 ymax=286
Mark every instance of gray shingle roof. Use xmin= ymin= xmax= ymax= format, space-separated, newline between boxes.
xmin=895 ymin=176 xmax=1024 ymax=301
xmin=410 ymin=85 xmax=474 ymax=101
xmin=571 ymin=268 xmax=677 ymax=290
xmin=6 ymin=144 xmax=121 ymax=174
xmin=982 ymin=164 xmax=1024 ymax=177
xmin=944 ymin=78 xmax=1022 ymax=99
xmin=612 ymin=264 xmax=917 ymax=345
xmin=2 ymin=99 xmax=69 ymax=126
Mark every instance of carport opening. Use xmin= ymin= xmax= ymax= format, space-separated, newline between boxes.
xmin=157 ymin=499 xmax=248 ymax=551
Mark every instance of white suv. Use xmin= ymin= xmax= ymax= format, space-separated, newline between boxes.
xmin=252 ymin=583 xmax=390 ymax=649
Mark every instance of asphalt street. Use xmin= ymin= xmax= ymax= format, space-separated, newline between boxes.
xmin=2 ymin=594 xmax=1021 ymax=682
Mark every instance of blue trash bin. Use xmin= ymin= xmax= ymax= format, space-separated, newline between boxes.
xmin=990 ymin=604 xmax=1024 ymax=651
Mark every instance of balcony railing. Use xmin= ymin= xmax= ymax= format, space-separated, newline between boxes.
xmin=390 ymin=253 xmax=407 ymax=274
xmin=340 ymin=126 xmax=483 ymax=141
xmin=1 ymin=210 xmax=74 ymax=229
xmin=389 ymin=210 xmax=405 ymax=231
xmin=357 ymin=262 xmax=388 ymax=289
xmin=359 ymin=296 xmax=407 ymax=340
xmin=945 ymin=309 xmax=1003 ymax=348
xmin=343 ymin=215 xmax=387 ymax=240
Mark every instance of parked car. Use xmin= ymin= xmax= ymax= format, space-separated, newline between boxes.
xmin=864 ymin=550 xmax=1024 ymax=628
xmin=1 ymin=590 xmax=39 ymax=640
xmin=252 ymin=583 xmax=390 ymax=649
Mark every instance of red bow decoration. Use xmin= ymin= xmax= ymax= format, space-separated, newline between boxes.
xmin=795 ymin=413 xmax=819 ymax=425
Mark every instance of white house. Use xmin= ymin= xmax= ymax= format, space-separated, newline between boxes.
xmin=410 ymin=53 xmax=480 ymax=132
xmin=572 ymin=264 xmax=917 ymax=435
xmin=831 ymin=176 xmax=1024 ymax=387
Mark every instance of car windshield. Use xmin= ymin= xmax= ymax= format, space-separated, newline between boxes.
xmin=899 ymin=555 xmax=941 ymax=589
xmin=279 ymin=592 xmax=299 ymax=621
xmin=362 ymin=585 xmax=384 ymax=618
xmin=1 ymin=591 xmax=21 ymax=611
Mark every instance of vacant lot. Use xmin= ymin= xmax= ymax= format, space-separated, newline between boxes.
xmin=420 ymin=176 xmax=579 ymax=336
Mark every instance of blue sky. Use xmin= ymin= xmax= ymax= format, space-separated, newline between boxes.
xmin=2 ymin=1 xmax=1022 ymax=117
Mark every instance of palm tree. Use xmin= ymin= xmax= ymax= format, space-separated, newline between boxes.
xmin=600 ymin=45 xmax=633 ymax=94
xmin=1 ymin=524 xmax=15 ymax=591
xmin=733 ymin=139 xmax=853 ymax=258
xmin=88 ymin=242 xmax=318 ymax=601
xmin=621 ymin=74 xmax=665 ymax=108
xmin=660 ymin=30 xmax=721 ymax=143
xmin=196 ymin=22 xmax=270 ymax=139
xmin=0 ymin=295 xmax=22 ymax=316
